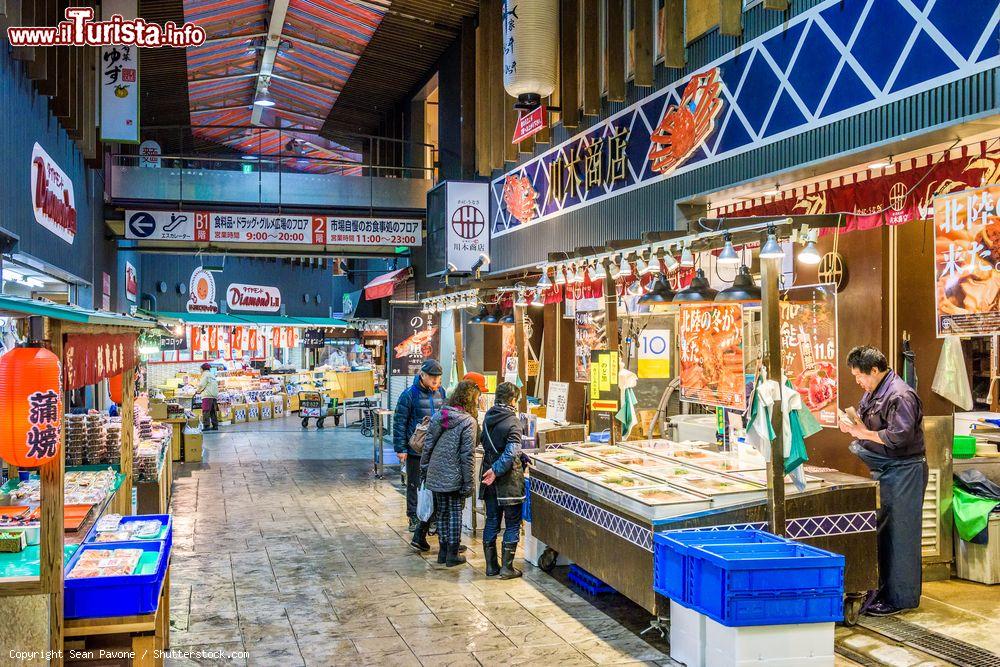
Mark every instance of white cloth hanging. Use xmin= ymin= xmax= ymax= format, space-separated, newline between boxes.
xmin=932 ymin=336 xmax=973 ymax=410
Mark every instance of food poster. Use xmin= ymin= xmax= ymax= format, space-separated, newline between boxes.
xmin=780 ymin=284 xmax=839 ymax=427
xmin=500 ymin=324 xmax=518 ymax=379
xmin=575 ymin=309 xmax=608 ymax=383
xmin=389 ymin=305 xmax=440 ymax=376
xmin=678 ymin=303 xmax=746 ymax=409
xmin=935 ymin=185 xmax=1000 ymax=336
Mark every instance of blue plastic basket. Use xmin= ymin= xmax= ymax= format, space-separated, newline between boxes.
xmin=653 ymin=529 xmax=786 ymax=602
xmin=83 ymin=514 xmax=172 ymax=552
xmin=64 ymin=540 xmax=170 ymax=619
xmin=588 ymin=431 xmax=611 ymax=443
xmin=687 ymin=542 xmax=844 ymax=627
xmin=568 ymin=565 xmax=615 ymax=595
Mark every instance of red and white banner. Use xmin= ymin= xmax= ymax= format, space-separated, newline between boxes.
xmin=226 ymin=283 xmax=281 ymax=312
xmin=31 ymin=142 xmax=76 ymax=244
xmin=125 ymin=261 xmax=138 ymax=303
xmin=512 ymin=105 xmax=547 ymax=144
xmin=125 ymin=210 xmax=422 ymax=247
xmin=716 ymin=143 xmax=1000 ymax=234
xmin=64 ymin=333 xmax=138 ymax=391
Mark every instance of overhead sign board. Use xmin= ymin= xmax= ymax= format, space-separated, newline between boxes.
xmin=187 ymin=267 xmax=218 ymax=314
xmin=512 ymin=106 xmax=547 ymax=144
xmin=100 ymin=0 xmax=140 ymax=143
xmin=31 ymin=142 xmax=76 ymax=244
xmin=125 ymin=210 xmax=422 ymax=247
xmin=226 ymin=283 xmax=281 ymax=312
xmin=445 ymin=182 xmax=490 ymax=273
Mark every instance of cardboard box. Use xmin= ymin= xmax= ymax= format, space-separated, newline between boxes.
xmin=219 ymin=404 xmax=233 ymax=422
xmin=184 ymin=432 xmax=203 ymax=463
xmin=149 ymin=401 xmax=168 ymax=420
xmin=247 ymin=402 xmax=260 ymax=421
xmin=288 ymin=394 xmax=300 ymax=412
xmin=232 ymin=404 xmax=248 ymax=423
xmin=261 ymin=403 xmax=273 ymax=420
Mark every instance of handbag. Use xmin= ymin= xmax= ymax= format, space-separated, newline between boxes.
xmin=408 ymin=416 xmax=431 ymax=454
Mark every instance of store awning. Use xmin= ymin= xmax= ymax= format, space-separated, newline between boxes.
xmin=229 ymin=314 xmax=301 ymax=326
xmin=0 ymin=294 xmax=156 ymax=328
xmin=364 ymin=267 xmax=412 ymax=300
xmin=156 ymin=311 xmax=250 ymax=326
xmin=293 ymin=316 xmax=351 ymax=328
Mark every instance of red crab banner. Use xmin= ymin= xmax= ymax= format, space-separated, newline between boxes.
xmin=780 ymin=284 xmax=839 ymax=427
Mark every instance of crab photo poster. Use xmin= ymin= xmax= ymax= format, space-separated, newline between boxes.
xmin=389 ymin=305 xmax=440 ymax=377
xmin=678 ymin=303 xmax=746 ymax=410
xmin=780 ymin=284 xmax=839 ymax=427
xmin=934 ymin=185 xmax=1000 ymax=336
xmin=575 ymin=310 xmax=608 ymax=383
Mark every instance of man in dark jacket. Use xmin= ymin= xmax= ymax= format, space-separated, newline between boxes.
xmin=839 ymin=346 xmax=927 ymax=617
xmin=480 ymin=382 xmax=526 ymax=579
xmin=393 ymin=360 xmax=446 ymax=530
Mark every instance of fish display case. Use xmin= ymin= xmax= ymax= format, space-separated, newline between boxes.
xmin=527 ymin=439 xmax=879 ymax=622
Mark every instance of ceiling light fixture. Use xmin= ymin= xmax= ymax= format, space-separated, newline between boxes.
xmin=798 ymin=240 xmax=822 ymax=265
xmin=718 ymin=233 xmax=740 ymax=265
xmin=759 ymin=226 xmax=785 ymax=259
xmin=716 ymin=265 xmax=761 ymax=302
xmin=673 ymin=269 xmax=718 ymax=302
xmin=679 ymin=244 xmax=695 ymax=268
xmin=868 ymin=156 xmax=893 ymax=170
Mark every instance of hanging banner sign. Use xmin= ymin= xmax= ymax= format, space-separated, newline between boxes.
xmin=678 ymin=303 xmax=746 ymax=410
xmin=139 ymin=140 xmax=161 ymax=168
xmin=512 ymin=106 xmax=547 ymax=144
xmin=445 ymin=182 xmax=490 ymax=272
xmin=64 ymin=333 xmax=138 ymax=391
xmin=124 ymin=210 xmax=422 ymax=247
xmin=31 ymin=142 xmax=77 ymax=244
xmin=780 ymin=284 xmax=839 ymax=427
xmin=100 ymin=0 xmax=140 ymax=143
xmin=589 ymin=350 xmax=619 ymax=412
xmin=125 ymin=261 xmax=138 ymax=303
xmin=160 ymin=334 xmax=187 ymax=351
xmin=574 ymin=309 xmax=607 ymax=383
xmin=491 ymin=0 xmax=999 ymax=236
xmin=187 ymin=267 xmax=218 ymax=314
xmin=303 ymin=329 xmax=326 ymax=348
xmin=389 ymin=306 xmax=440 ymax=376
xmin=934 ymin=184 xmax=1000 ymax=336
xmin=637 ymin=329 xmax=671 ymax=378
xmin=226 ymin=283 xmax=281 ymax=312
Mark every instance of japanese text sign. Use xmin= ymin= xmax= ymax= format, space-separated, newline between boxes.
xmin=100 ymin=0 xmax=139 ymax=143
xmin=780 ymin=284 xmax=839 ymax=427
xmin=546 ymin=381 xmax=569 ymax=422
xmin=934 ymin=185 xmax=1000 ymax=336
xmin=589 ymin=350 xmax=619 ymax=412
xmin=637 ymin=329 xmax=671 ymax=378
xmin=678 ymin=303 xmax=746 ymax=409
xmin=64 ymin=333 xmax=138 ymax=391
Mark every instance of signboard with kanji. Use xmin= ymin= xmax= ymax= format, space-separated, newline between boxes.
xmin=780 ymin=284 xmax=839 ymax=427
xmin=575 ymin=309 xmax=607 ymax=383
xmin=546 ymin=381 xmax=569 ymax=422
xmin=678 ymin=303 xmax=746 ymax=409
xmin=637 ymin=329 xmax=671 ymax=378
xmin=100 ymin=0 xmax=139 ymax=142
xmin=589 ymin=350 xmax=619 ymax=412
xmin=934 ymin=185 xmax=1000 ymax=336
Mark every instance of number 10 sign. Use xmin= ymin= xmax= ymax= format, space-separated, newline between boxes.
xmin=638 ymin=329 xmax=671 ymax=378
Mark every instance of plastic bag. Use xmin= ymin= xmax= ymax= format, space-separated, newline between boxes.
xmin=932 ymin=336 xmax=973 ymax=410
xmin=416 ymin=483 xmax=433 ymax=522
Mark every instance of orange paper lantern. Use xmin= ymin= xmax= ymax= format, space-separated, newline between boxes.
xmin=108 ymin=373 xmax=123 ymax=405
xmin=0 ymin=347 xmax=62 ymax=467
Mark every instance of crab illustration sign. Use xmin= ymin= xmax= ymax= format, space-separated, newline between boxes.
xmin=491 ymin=0 xmax=1000 ymax=235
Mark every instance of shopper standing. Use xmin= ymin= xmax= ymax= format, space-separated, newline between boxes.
xmin=393 ymin=360 xmax=446 ymax=531
xmin=197 ymin=363 xmax=219 ymax=431
xmin=839 ymin=346 xmax=927 ymax=616
xmin=420 ymin=380 xmax=480 ymax=566
xmin=479 ymin=382 xmax=526 ymax=579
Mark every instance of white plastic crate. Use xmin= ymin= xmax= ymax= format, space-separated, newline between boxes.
xmin=704 ymin=616 xmax=834 ymax=667
xmin=522 ymin=520 xmax=571 ymax=567
xmin=670 ymin=600 xmax=705 ymax=667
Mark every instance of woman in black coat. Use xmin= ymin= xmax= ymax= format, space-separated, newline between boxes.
xmin=479 ymin=382 xmax=526 ymax=579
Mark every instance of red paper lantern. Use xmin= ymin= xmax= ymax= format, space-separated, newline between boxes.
xmin=108 ymin=373 xmax=124 ymax=404
xmin=0 ymin=347 xmax=62 ymax=468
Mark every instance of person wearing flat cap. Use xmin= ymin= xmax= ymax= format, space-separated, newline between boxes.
xmin=393 ymin=359 xmax=446 ymax=531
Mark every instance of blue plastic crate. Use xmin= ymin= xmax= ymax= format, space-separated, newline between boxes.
xmin=83 ymin=514 xmax=172 ymax=552
xmin=64 ymin=540 xmax=170 ymax=619
xmin=653 ymin=529 xmax=786 ymax=602
xmin=568 ymin=565 xmax=615 ymax=595
xmin=522 ymin=478 xmax=532 ymax=523
xmin=588 ymin=431 xmax=611 ymax=443
xmin=687 ymin=542 xmax=844 ymax=627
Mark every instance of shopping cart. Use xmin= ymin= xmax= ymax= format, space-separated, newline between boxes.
xmin=298 ymin=391 xmax=337 ymax=429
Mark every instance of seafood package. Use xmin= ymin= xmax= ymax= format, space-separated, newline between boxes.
xmin=67 ymin=548 xmax=142 ymax=578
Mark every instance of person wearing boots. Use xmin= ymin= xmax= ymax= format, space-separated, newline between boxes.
xmin=479 ymin=382 xmax=526 ymax=579
xmin=197 ymin=363 xmax=219 ymax=431
xmin=418 ymin=379 xmax=480 ymax=566
xmin=393 ymin=360 xmax=446 ymax=532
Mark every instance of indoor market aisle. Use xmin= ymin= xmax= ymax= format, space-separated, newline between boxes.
xmin=164 ymin=417 xmax=676 ymax=666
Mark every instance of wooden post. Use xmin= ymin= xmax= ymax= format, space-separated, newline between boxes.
xmin=460 ymin=16 xmax=477 ymax=180
xmin=764 ymin=0 xmax=789 ymax=10
xmin=606 ymin=0 xmax=626 ymax=102
xmin=662 ymin=0 xmax=686 ymax=69
xmin=603 ymin=259 xmax=621 ymax=445
xmin=760 ymin=257 xmax=786 ymax=536
xmin=487 ymin=0 xmax=505 ymax=170
xmin=475 ymin=6 xmax=490 ymax=176
xmin=453 ymin=312 xmax=466 ymax=378
xmin=42 ymin=317 xmax=65 ymax=665
xmin=581 ymin=0 xmax=601 ymax=116
xmin=554 ymin=299 xmax=562 ymax=382
xmin=559 ymin=0 xmax=580 ymax=128
xmin=120 ymin=365 xmax=136 ymax=516
xmin=633 ymin=0 xmax=655 ymax=87
xmin=514 ymin=305 xmax=529 ymax=412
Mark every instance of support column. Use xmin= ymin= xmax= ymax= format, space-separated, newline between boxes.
xmin=761 ymin=257 xmax=786 ymax=536
xmin=42 ymin=317 xmax=65 ymax=665
xmin=514 ymin=305 xmax=528 ymax=411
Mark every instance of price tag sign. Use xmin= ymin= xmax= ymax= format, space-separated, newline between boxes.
xmin=637 ymin=329 xmax=671 ymax=378
xmin=590 ymin=350 xmax=619 ymax=412
xmin=546 ymin=382 xmax=569 ymax=422
xmin=526 ymin=359 xmax=540 ymax=377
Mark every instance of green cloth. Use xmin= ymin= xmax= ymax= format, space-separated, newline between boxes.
xmin=785 ymin=409 xmax=809 ymax=474
xmin=953 ymin=487 xmax=1000 ymax=542
xmin=616 ymin=386 xmax=638 ymax=438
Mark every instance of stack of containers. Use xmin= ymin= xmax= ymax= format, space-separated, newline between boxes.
xmin=63 ymin=514 xmax=173 ymax=619
xmin=64 ymin=414 xmax=87 ymax=466
xmin=654 ymin=529 xmax=844 ymax=667
xmin=84 ymin=413 xmax=106 ymax=464
xmin=105 ymin=421 xmax=122 ymax=463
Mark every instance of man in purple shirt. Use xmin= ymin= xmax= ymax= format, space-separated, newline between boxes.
xmin=839 ymin=346 xmax=927 ymax=617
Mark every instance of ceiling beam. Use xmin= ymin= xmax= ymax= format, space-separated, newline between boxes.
xmin=251 ymin=0 xmax=292 ymax=126
xmin=269 ymin=73 xmax=343 ymax=94
xmin=189 ymin=71 xmax=259 ymax=85
xmin=202 ymin=32 xmax=267 ymax=45
xmin=190 ymin=104 xmax=252 ymax=115
xmin=284 ymin=35 xmax=357 ymax=60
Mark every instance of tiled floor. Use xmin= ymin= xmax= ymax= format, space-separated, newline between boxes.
xmin=165 ymin=418 xmax=676 ymax=666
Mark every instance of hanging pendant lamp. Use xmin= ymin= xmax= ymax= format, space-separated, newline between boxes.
xmin=673 ymin=269 xmax=718 ymax=302
xmin=716 ymin=265 xmax=761 ymax=302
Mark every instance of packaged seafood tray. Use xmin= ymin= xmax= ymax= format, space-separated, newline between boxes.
xmin=527 ymin=453 xmax=614 ymax=496
xmin=667 ymin=450 xmax=766 ymax=474
xmin=63 ymin=540 xmax=170 ymax=618
xmin=601 ymin=451 xmax=677 ymax=471
xmin=586 ymin=470 xmax=666 ymax=510
xmin=669 ymin=473 xmax=766 ymax=506
xmin=564 ymin=443 xmax=631 ymax=458
xmin=619 ymin=439 xmax=712 ymax=457
xmin=729 ymin=469 xmax=825 ymax=490
xmin=618 ymin=485 xmax=713 ymax=521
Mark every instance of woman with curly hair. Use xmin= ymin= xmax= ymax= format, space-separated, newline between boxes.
xmin=419 ymin=379 xmax=481 ymax=566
